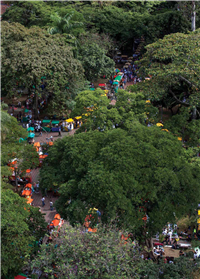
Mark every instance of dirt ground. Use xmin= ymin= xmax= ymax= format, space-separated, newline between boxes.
xmin=164 ymin=247 xmax=180 ymax=258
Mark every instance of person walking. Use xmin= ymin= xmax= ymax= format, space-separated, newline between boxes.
xmin=41 ymin=197 xmax=45 ymax=207
xmin=36 ymin=181 xmax=39 ymax=193
xmin=38 ymin=125 xmax=42 ymax=136
xmin=50 ymin=200 xmax=53 ymax=211
xmin=58 ymin=126 xmax=62 ymax=136
xmin=50 ymin=136 xmax=53 ymax=142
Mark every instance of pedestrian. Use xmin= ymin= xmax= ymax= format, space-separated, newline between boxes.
xmin=36 ymin=181 xmax=39 ymax=193
xmin=41 ymin=196 xmax=45 ymax=207
xmin=50 ymin=200 xmax=53 ymax=211
xmin=38 ymin=126 xmax=42 ymax=136
xmin=58 ymin=126 xmax=62 ymax=136
xmin=50 ymin=136 xmax=53 ymax=142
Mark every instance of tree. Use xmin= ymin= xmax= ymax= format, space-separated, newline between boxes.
xmin=78 ymin=42 xmax=115 ymax=81
xmin=30 ymin=224 xmax=200 ymax=278
xmin=48 ymin=11 xmax=84 ymax=36
xmin=39 ymin=125 xmax=200 ymax=245
xmin=1 ymin=110 xmax=39 ymax=190
xmin=1 ymin=189 xmax=47 ymax=278
xmin=71 ymin=89 xmax=158 ymax=133
xmin=30 ymin=223 xmax=142 ymax=278
xmin=1 ymin=21 xmax=85 ymax=116
xmin=136 ymin=29 xmax=200 ymax=119
xmin=2 ymin=1 xmax=54 ymax=27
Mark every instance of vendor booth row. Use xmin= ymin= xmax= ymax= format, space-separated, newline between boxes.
xmin=42 ymin=117 xmax=83 ymax=132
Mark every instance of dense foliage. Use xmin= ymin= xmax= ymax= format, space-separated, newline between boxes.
xmin=31 ymin=224 xmax=200 ymax=279
xmin=40 ymin=124 xmax=200 ymax=239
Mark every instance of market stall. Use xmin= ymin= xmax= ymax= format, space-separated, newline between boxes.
xmin=64 ymin=118 xmax=74 ymax=131
xmin=51 ymin=120 xmax=60 ymax=132
xmin=42 ymin=120 xmax=51 ymax=132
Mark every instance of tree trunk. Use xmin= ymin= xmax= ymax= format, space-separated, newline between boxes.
xmin=145 ymin=237 xmax=156 ymax=260
xmin=191 ymin=1 xmax=196 ymax=31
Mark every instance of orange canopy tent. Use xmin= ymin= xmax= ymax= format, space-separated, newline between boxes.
xmin=39 ymin=155 xmax=48 ymax=159
xmin=34 ymin=142 xmax=40 ymax=147
xmin=26 ymin=198 xmax=33 ymax=204
xmin=52 ymin=219 xmax=60 ymax=226
xmin=88 ymin=227 xmax=97 ymax=233
xmin=22 ymin=189 xmax=31 ymax=196
xmin=54 ymin=214 xmax=61 ymax=220
xmin=25 ymin=183 xmax=32 ymax=188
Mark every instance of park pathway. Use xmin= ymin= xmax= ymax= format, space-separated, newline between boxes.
xmin=30 ymin=129 xmax=76 ymax=223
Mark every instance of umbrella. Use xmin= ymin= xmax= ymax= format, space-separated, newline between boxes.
xmin=48 ymin=142 xmax=54 ymax=146
xmin=156 ymin=123 xmax=164 ymax=127
xmin=52 ymin=219 xmax=60 ymax=226
xmin=22 ymin=189 xmax=31 ymax=196
xmin=75 ymin=116 xmax=82 ymax=120
xmin=54 ymin=214 xmax=61 ymax=220
xmin=24 ymin=109 xmax=29 ymax=113
xmin=65 ymin=118 xmax=74 ymax=122
xmin=15 ymin=274 xmax=27 ymax=279
xmin=27 ymin=127 xmax=34 ymax=132
xmin=26 ymin=169 xmax=31 ymax=173
xmin=26 ymin=183 xmax=32 ymax=188
xmin=146 ymin=100 xmax=151 ymax=103
xmin=28 ymin=133 xmax=35 ymax=138
xmin=115 ymin=69 xmax=120 ymax=73
xmin=34 ymin=142 xmax=40 ymax=147
xmin=162 ymin=129 xmax=169 ymax=132
xmin=178 ymin=137 xmax=182 ymax=141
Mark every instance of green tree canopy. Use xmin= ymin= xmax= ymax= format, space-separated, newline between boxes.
xmin=1 ymin=189 xmax=47 ymax=278
xmin=78 ymin=42 xmax=115 ymax=81
xmin=40 ymin=125 xmax=200 ymax=240
xmin=1 ymin=21 xmax=85 ymax=116
xmin=137 ymin=29 xmax=200 ymax=117
xmin=1 ymin=110 xmax=39 ymax=189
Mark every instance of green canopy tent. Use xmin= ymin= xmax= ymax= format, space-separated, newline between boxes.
xmin=28 ymin=133 xmax=35 ymax=138
xmin=42 ymin=120 xmax=51 ymax=124
xmin=51 ymin=120 xmax=60 ymax=125
xmin=27 ymin=127 xmax=34 ymax=132
xmin=42 ymin=119 xmax=51 ymax=132
xmin=114 ymin=76 xmax=122 ymax=82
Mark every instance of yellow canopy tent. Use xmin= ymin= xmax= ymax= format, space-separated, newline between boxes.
xmin=156 ymin=123 xmax=164 ymax=127
xmin=65 ymin=118 xmax=74 ymax=122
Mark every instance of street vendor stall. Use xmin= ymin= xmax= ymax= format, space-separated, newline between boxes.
xmin=74 ymin=116 xmax=82 ymax=128
xmin=64 ymin=118 xmax=74 ymax=131
xmin=51 ymin=120 xmax=60 ymax=132
xmin=42 ymin=120 xmax=51 ymax=132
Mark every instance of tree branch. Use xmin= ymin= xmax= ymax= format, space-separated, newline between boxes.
xmin=179 ymin=75 xmax=198 ymax=89
xmin=169 ymin=89 xmax=190 ymax=106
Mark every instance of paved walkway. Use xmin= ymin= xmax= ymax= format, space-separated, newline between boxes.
xmin=30 ymin=130 xmax=77 ymax=223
